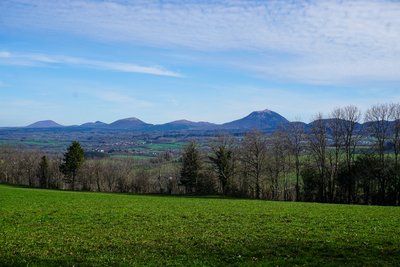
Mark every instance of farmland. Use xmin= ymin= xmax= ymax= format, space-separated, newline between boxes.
xmin=0 ymin=127 xmax=211 ymax=159
xmin=0 ymin=185 xmax=399 ymax=266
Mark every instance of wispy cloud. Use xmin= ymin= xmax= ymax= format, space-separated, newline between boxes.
xmin=0 ymin=50 xmax=181 ymax=77
xmin=2 ymin=0 xmax=399 ymax=84
xmin=7 ymin=99 xmax=55 ymax=109
xmin=94 ymin=91 xmax=154 ymax=108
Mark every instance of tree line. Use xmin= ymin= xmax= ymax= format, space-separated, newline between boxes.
xmin=1 ymin=103 xmax=400 ymax=205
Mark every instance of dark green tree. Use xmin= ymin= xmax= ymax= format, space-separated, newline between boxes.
xmin=38 ymin=155 xmax=49 ymax=188
xmin=60 ymin=141 xmax=85 ymax=190
xmin=180 ymin=141 xmax=201 ymax=193
xmin=301 ymin=164 xmax=319 ymax=202
xmin=209 ymin=142 xmax=234 ymax=195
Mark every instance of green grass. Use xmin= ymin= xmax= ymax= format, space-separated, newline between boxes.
xmin=1 ymin=185 xmax=399 ymax=266
xmin=110 ymin=154 xmax=155 ymax=160
xmin=147 ymin=142 xmax=185 ymax=150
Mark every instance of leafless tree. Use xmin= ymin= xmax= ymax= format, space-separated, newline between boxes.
xmin=340 ymin=105 xmax=362 ymax=202
xmin=240 ymin=130 xmax=268 ymax=199
xmin=341 ymin=106 xmax=362 ymax=169
xmin=48 ymin=157 xmax=65 ymax=189
xmin=0 ymin=146 xmax=19 ymax=184
xmin=329 ymin=105 xmax=362 ymax=203
xmin=103 ymin=161 xmax=119 ymax=192
xmin=391 ymin=103 xmax=400 ymax=205
xmin=267 ymin=131 xmax=288 ymax=200
xmin=328 ymin=108 xmax=344 ymax=202
xmin=308 ymin=113 xmax=328 ymax=202
xmin=132 ymin=168 xmax=150 ymax=193
xmin=284 ymin=121 xmax=305 ymax=201
xmin=365 ymin=103 xmax=394 ymax=203
xmin=93 ymin=160 xmax=104 ymax=192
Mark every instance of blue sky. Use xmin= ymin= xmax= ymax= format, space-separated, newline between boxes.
xmin=1 ymin=0 xmax=400 ymax=126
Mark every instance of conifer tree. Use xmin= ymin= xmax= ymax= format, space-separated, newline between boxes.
xmin=60 ymin=141 xmax=85 ymax=190
xmin=180 ymin=141 xmax=201 ymax=193
xmin=38 ymin=155 xmax=49 ymax=188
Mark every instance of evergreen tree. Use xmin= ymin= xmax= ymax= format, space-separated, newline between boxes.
xmin=209 ymin=144 xmax=234 ymax=195
xmin=60 ymin=141 xmax=85 ymax=190
xmin=38 ymin=155 xmax=49 ymax=188
xmin=180 ymin=141 xmax=201 ymax=193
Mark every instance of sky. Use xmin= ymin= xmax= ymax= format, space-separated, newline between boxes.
xmin=0 ymin=0 xmax=400 ymax=127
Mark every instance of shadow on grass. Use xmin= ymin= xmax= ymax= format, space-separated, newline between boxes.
xmin=1 ymin=238 xmax=399 ymax=267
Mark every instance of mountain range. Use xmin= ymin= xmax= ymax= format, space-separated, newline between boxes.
xmin=24 ymin=109 xmax=288 ymax=131
xmin=21 ymin=108 xmax=392 ymax=133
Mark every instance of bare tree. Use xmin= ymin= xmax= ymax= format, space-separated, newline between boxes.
xmin=104 ymin=160 xmax=119 ymax=192
xmin=94 ymin=160 xmax=104 ymax=192
xmin=329 ymin=105 xmax=362 ymax=203
xmin=308 ymin=113 xmax=328 ymax=202
xmin=340 ymin=105 xmax=362 ymax=203
xmin=48 ymin=157 xmax=65 ymax=189
xmin=284 ymin=121 xmax=305 ymax=201
xmin=240 ymin=130 xmax=268 ymax=199
xmin=341 ymin=106 xmax=362 ymax=170
xmin=267 ymin=131 xmax=288 ymax=200
xmin=365 ymin=103 xmax=394 ymax=203
xmin=391 ymin=103 xmax=400 ymax=205
xmin=132 ymin=168 xmax=150 ymax=193
xmin=16 ymin=150 xmax=39 ymax=187
xmin=328 ymin=108 xmax=344 ymax=202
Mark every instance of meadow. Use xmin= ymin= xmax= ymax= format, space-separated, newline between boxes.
xmin=0 ymin=185 xmax=399 ymax=266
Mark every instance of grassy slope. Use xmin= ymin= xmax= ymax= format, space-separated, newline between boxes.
xmin=0 ymin=185 xmax=399 ymax=266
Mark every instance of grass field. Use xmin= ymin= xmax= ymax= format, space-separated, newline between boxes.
xmin=147 ymin=142 xmax=185 ymax=150
xmin=0 ymin=185 xmax=399 ymax=266
xmin=110 ymin=154 xmax=155 ymax=160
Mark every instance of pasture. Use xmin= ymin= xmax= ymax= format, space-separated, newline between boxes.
xmin=0 ymin=184 xmax=399 ymax=266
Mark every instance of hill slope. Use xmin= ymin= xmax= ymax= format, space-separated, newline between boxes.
xmin=154 ymin=120 xmax=218 ymax=131
xmin=26 ymin=120 xmax=63 ymax=128
xmin=109 ymin=117 xmax=152 ymax=129
xmin=80 ymin=121 xmax=108 ymax=128
xmin=221 ymin=109 xmax=289 ymax=130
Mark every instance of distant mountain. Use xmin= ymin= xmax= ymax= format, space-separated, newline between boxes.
xmin=287 ymin=121 xmax=309 ymax=131
xmin=26 ymin=120 xmax=63 ymax=128
xmin=307 ymin=119 xmax=364 ymax=133
xmin=80 ymin=121 xmax=108 ymax=128
xmin=154 ymin=120 xmax=218 ymax=131
xmin=109 ymin=117 xmax=152 ymax=129
xmin=221 ymin=109 xmax=289 ymax=130
xmin=289 ymin=121 xmax=308 ymax=128
xmin=15 ymin=110 xmax=400 ymax=135
xmin=21 ymin=109 xmax=293 ymax=131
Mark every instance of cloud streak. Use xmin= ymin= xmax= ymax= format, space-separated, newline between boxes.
xmin=94 ymin=91 xmax=154 ymax=108
xmin=0 ymin=50 xmax=181 ymax=77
